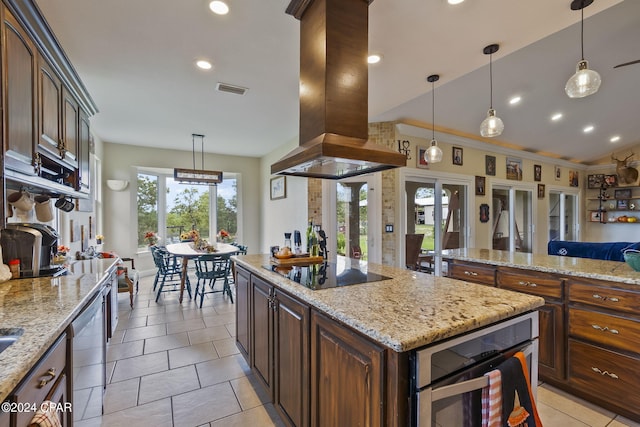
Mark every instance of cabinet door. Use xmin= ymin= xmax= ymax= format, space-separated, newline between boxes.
xmin=236 ymin=266 xmax=251 ymax=362
xmin=251 ymin=276 xmax=273 ymax=397
xmin=61 ymin=87 xmax=79 ymax=167
xmin=38 ymin=56 xmax=62 ymax=157
xmin=78 ymin=108 xmax=91 ymax=192
xmin=45 ymin=374 xmax=68 ymax=427
xmin=537 ymin=301 xmax=565 ymax=381
xmin=3 ymin=7 xmax=37 ymax=175
xmin=311 ymin=310 xmax=384 ymax=427
xmin=275 ymin=290 xmax=310 ymax=427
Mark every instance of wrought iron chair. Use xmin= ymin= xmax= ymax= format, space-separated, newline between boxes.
xmin=150 ymin=245 xmax=182 ymax=291
xmin=152 ymin=248 xmax=191 ymax=302
xmin=193 ymin=253 xmax=233 ymax=307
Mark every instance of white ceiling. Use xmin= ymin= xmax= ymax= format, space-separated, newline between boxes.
xmin=35 ymin=0 xmax=640 ymax=164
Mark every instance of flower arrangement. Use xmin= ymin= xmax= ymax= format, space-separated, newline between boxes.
xmin=217 ymin=229 xmax=231 ymax=243
xmin=57 ymin=245 xmax=70 ymax=255
xmin=144 ymin=231 xmax=158 ymax=246
xmin=180 ymin=229 xmax=200 ymax=242
xmin=96 ymin=234 xmax=104 ymax=244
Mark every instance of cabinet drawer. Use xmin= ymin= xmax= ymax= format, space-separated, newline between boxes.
xmin=568 ymin=339 xmax=640 ymax=411
xmin=569 ymin=308 xmax=640 ymax=354
xmin=497 ymin=268 xmax=563 ymax=299
xmin=14 ymin=333 xmax=66 ymax=426
xmin=449 ymin=262 xmax=495 ymax=286
xmin=568 ymin=281 xmax=640 ymax=315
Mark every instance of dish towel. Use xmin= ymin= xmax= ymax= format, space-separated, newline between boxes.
xmin=29 ymin=401 xmax=62 ymax=427
xmin=498 ymin=352 xmax=543 ymax=427
xmin=482 ymin=369 xmax=502 ymax=427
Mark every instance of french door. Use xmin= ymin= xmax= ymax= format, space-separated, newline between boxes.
xmin=548 ymin=190 xmax=579 ymax=241
xmin=491 ymin=185 xmax=533 ymax=253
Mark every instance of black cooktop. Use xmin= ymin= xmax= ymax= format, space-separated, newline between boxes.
xmin=263 ymin=258 xmax=391 ymax=290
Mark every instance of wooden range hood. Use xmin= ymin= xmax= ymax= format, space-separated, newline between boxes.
xmin=271 ymin=0 xmax=406 ymax=180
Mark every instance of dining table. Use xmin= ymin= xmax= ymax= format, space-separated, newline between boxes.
xmin=165 ymin=241 xmax=240 ymax=303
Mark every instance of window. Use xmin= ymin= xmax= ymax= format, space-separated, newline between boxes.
xmin=136 ymin=170 xmax=238 ymax=250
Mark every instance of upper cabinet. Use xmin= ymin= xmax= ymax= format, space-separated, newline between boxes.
xmin=3 ymin=6 xmax=38 ymax=176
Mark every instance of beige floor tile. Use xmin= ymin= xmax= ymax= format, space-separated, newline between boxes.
xmin=166 ymin=317 xmax=207 ymax=334
xmin=144 ymin=332 xmax=190 ymax=354
xmin=139 ymin=365 xmax=200 ymax=405
xmin=123 ymin=323 xmax=167 ymax=342
xmin=230 ymin=374 xmax=271 ymax=410
xmin=211 ymin=403 xmax=286 ymax=427
xmin=103 ymin=378 xmax=140 ymax=414
xmin=538 ymin=383 xmax=615 ymax=425
xmin=128 ymin=305 xmax=166 ymax=318
xmin=610 ymin=416 xmax=640 ymax=427
xmin=109 ymin=329 xmax=125 ymax=343
xmin=225 ymin=323 xmax=236 ymax=337
xmin=196 ymin=354 xmax=251 ymax=388
xmin=188 ymin=325 xmax=232 ymax=345
xmin=172 ymin=382 xmax=242 ymax=427
xmin=111 ymin=351 xmax=169 ymax=382
xmin=147 ymin=311 xmax=184 ymax=325
xmin=169 ymin=341 xmax=219 ymax=369
xmin=203 ymin=312 xmax=235 ymax=327
xmin=115 ymin=315 xmax=148 ymax=330
xmin=101 ymin=398 xmax=173 ymax=427
xmin=107 ymin=339 xmax=144 ymax=362
xmin=537 ymin=401 xmax=591 ymax=426
xmin=213 ymin=337 xmax=240 ymax=358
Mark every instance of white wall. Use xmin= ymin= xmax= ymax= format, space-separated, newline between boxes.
xmin=102 ymin=142 xmax=261 ymax=272
xmin=259 ymin=137 xmax=309 ymax=253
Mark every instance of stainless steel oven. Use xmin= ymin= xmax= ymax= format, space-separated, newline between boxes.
xmin=411 ymin=311 xmax=539 ymax=427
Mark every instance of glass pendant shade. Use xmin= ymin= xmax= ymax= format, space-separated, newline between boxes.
xmin=565 ymin=60 xmax=601 ymax=98
xmin=480 ymin=108 xmax=504 ymax=138
xmin=425 ymin=139 xmax=443 ymax=163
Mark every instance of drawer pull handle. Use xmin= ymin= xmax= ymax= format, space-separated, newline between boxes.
xmin=517 ymin=280 xmax=538 ymax=287
xmin=38 ymin=368 xmax=57 ymax=388
xmin=591 ymin=324 xmax=619 ymax=334
xmin=464 ymin=271 xmax=478 ymax=276
xmin=592 ymin=294 xmax=619 ymax=303
xmin=591 ymin=367 xmax=619 ymax=379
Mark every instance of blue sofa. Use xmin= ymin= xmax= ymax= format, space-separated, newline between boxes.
xmin=547 ymin=240 xmax=640 ymax=262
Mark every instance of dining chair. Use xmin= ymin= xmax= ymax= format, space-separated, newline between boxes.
xmin=152 ymin=248 xmax=191 ymax=302
xmin=150 ymin=245 xmax=182 ymax=291
xmin=193 ymin=253 xmax=233 ymax=307
xmin=405 ymin=234 xmax=425 ymax=271
xmin=117 ymin=257 xmax=139 ymax=308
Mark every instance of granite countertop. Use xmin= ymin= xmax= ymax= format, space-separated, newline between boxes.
xmin=233 ymin=255 xmax=544 ymax=353
xmin=442 ymin=248 xmax=640 ymax=285
xmin=0 ymin=258 xmax=118 ymax=402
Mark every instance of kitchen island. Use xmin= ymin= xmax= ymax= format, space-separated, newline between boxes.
xmin=0 ymin=258 xmax=118 ymax=425
xmin=443 ymin=248 xmax=640 ymax=423
xmin=233 ymin=254 xmax=544 ymax=427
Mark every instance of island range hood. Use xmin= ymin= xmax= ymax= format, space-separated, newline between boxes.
xmin=271 ymin=0 xmax=406 ymax=180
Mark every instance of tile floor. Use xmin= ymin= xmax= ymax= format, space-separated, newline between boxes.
xmin=77 ymin=274 xmax=639 ymax=427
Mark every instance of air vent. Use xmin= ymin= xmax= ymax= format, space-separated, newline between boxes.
xmin=216 ymin=82 xmax=247 ymax=95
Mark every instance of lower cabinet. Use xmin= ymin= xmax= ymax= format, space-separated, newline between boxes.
xmin=235 ymin=266 xmax=251 ymax=361
xmin=310 ymin=310 xmax=384 ymax=427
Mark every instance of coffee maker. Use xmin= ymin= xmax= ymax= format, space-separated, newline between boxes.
xmin=1 ymin=223 xmax=62 ymax=277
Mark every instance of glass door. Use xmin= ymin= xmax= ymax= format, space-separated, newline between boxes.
xmin=492 ymin=186 xmax=532 ymax=252
xmin=549 ymin=191 xmax=579 ymax=241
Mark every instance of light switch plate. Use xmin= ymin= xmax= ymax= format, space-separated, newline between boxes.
xmin=385 ymin=224 xmax=393 ymax=233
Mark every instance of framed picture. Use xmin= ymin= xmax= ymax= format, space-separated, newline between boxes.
xmin=416 ymin=146 xmax=429 ymax=169
xmin=569 ymin=170 xmax=579 ymax=187
xmin=270 ymin=176 xmax=286 ymax=200
xmin=506 ymin=157 xmax=523 ymax=180
xmin=475 ymin=176 xmax=486 ymax=196
xmin=537 ymin=184 xmax=545 ymax=199
xmin=587 ymin=174 xmax=605 ymax=189
xmin=615 ymin=189 xmax=632 ymax=199
xmin=534 ymin=164 xmax=542 ymax=182
xmin=452 ymin=147 xmax=463 ymax=166
xmin=604 ymin=174 xmax=618 ymax=187
xmin=590 ymin=211 xmax=604 ymax=222
xmin=555 ymin=165 xmax=561 ymax=181
xmin=617 ymin=199 xmax=628 ymax=210
xmin=479 ymin=204 xmax=490 ymax=223
xmin=485 ymin=155 xmax=496 ymax=176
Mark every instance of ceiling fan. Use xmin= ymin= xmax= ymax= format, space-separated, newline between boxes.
xmin=614 ymin=59 xmax=640 ymax=69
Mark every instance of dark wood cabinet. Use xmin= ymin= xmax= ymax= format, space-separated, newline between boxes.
xmin=251 ymin=275 xmax=274 ymax=397
xmin=310 ymin=310 xmax=384 ymax=427
xmin=78 ymin=108 xmax=91 ymax=192
xmin=61 ymin=87 xmax=79 ymax=168
xmin=235 ymin=266 xmax=251 ymax=361
xmin=448 ymin=261 xmax=496 ymax=286
xmin=37 ymin=56 xmax=62 ymax=159
xmin=3 ymin=6 xmax=38 ymax=176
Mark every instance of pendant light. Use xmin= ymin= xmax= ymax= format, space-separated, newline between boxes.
xmin=479 ymin=44 xmax=504 ymax=138
xmin=425 ymin=74 xmax=443 ymax=163
xmin=174 ymin=134 xmax=223 ymax=185
xmin=565 ymin=0 xmax=601 ymax=98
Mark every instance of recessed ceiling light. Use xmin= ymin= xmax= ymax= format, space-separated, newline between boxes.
xmin=509 ymin=96 xmax=521 ymax=105
xmin=551 ymin=113 xmax=563 ymax=121
xmin=610 ymin=135 xmax=621 ymax=143
xmin=196 ymin=60 xmax=212 ymax=70
xmin=367 ymin=54 xmax=382 ymax=64
xmin=209 ymin=1 xmax=229 ymax=15
xmin=583 ymin=125 xmax=594 ymax=133
xmin=448 ymin=0 xmax=465 ymax=4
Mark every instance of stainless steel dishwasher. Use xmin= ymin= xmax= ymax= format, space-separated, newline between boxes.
xmin=69 ymin=288 xmax=106 ymax=423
